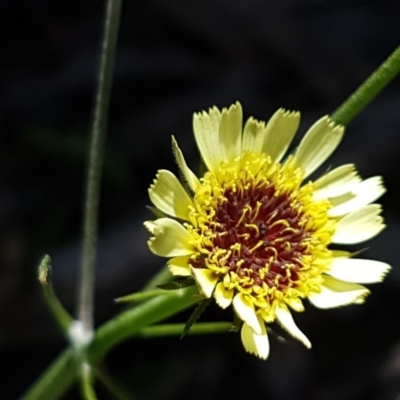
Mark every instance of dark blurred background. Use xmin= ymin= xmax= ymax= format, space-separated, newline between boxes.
xmin=2 ymin=0 xmax=400 ymax=399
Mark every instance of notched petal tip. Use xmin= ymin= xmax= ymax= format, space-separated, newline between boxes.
xmin=277 ymin=108 xmax=301 ymax=119
xmin=241 ymin=321 xmax=270 ymax=360
xmin=225 ymin=101 xmax=242 ymax=112
xmin=328 ymin=175 xmax=387 ymax=217
xmin=318 ymin=115 xmax=345 ymax=135
xmin=333 ymin=204 xmax=386 ymax=244
xmin=143 ymin=220 xmax=158 ymax=234
xmin=219 ymin=101 xmax=243 ymax=162
xmin=148 ymin=169 xmax=194 ymax=220
xmin=194 ymin=105 xmax=222 ymax=119
xmin=296 ymin=115 xmax=345 ymax=178
xmin=148 ymin=169 xmax=162 ymax=191
xmin=309 ymin=276 xmax=371 ymax=309
xmin=260 ymin=107 xmax=300 ymax=163
xmin=327 ymin=258 xmax=392 ymax=284
xmin=144 ymin=218 xmax=195 ymax=257
xmin=313 ymin=164 xmax=362 ymax=200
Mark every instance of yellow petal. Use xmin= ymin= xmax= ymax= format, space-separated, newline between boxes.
xmin=167 ymin=256 xmax=192 ymax=276
xmin=218 ymin=102 xmax=243 ymax=163
xmin=313 ymin=164 xmax=361 ymax=200
xmin=149 ymin=170 xmax=193 ymax=220
xmin=308 ymin=275 xmax=370 ymax=309
xmin=190 ymin=267 xmax=218 ymax=298
xmin=327 ymin=257 xmax=391 ymax=284
xmin=233 ymin=293 xmax=262 ymax=335
xmin=275 ymin=303 xmax=311 ymax=348
xmin=240 ymin=319 xmax=269 ymax=360
xmin=171 ymin=136 xmax=201 ymax=192
xmin=242 ymin=117 xmax=265 ymax=154
xmin=261 ymin=108 xmax=300 ymax=163
xmin=328 ymin=176 xmax=386 ymax=217
xmin=144 ymin=218 xmax=195 ymax=257
xmin=193 ymin=106 xmax=222 ymax=173
xmin=214 ymin=282 xmax=234 ymax=309
xmin=284 ymin=297 xmax=305 ymax=312
xmin=295 ymin=116 xmax=344 ymax=178
xmin=332 ymin=204 xmax=385 ymax=244
xmin=331 ymin=250 xmax=352 ymax=258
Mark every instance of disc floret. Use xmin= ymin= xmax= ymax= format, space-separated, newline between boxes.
xmin=186 ymin=152 xmax=334 ymax=321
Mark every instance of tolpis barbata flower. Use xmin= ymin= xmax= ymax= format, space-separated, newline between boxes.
xmin=144 ymin=102 xmax=390 ymax=359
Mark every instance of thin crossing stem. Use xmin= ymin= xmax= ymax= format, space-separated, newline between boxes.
xmin=77 ymin=0 xmax=122 ymax=334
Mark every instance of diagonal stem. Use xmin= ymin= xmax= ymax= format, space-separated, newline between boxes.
xmin=77 ymin=0 xmax=122 ymax=334
xmin=133 ymin=322 xmax=232 ymax=338
xmin=331 ymin=45 xmax=400 ymax=125
xmin=21 ymin=288 xmax=200 ymax=400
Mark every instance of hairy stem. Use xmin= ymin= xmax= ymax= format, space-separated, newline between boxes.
xmin=21 ymin=288 xmax=200 ymax=400
xmin=331 ymin=45 xmax=400 ymax=125
xmin=77 ymin=0 xmax=122 ymax=334
xmin=89 ymin=287 xmax=200 ymax=362
xmin=20 ymin=349 xmax=77 ymax=400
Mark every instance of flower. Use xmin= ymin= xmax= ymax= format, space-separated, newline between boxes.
xmin=144 ymin=102 xmax=391 ymax=359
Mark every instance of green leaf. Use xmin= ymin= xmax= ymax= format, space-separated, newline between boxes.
xmin=181 ymin=298 xmax=211 ymax=339
xmin=114 ymin=289 xmax=173 ymax=304
xmin=156 ymin=277 xmax=196 ymax=290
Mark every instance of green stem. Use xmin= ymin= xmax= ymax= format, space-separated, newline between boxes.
xmin=80 ymin=363 xmax=98 ymax=400
xmin=19 ymin=349 xmax=77 ymax=400
xmin=89 ymin=287 xmax=200 ymax=362
xmin=21 ymin=288 xmax=200 ymax=400
xmin=115 ymin=289 xmax=175 ymax=304
xmin=331 ymin=45 xmax=400 ymax=125
xmin=77 ymin=0 xmax=122 ymax=333
xmin=134 ymin=322 xmax=232 ymax=338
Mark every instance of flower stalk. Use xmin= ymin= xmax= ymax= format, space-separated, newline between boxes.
xmin=88 ymin=287 xmax=200 ymax=362
xmin=331 ymin=45 xmax=400 ymax=125
xmin=133 ymin=322 xmax=232 ymax=338
xmin=77 ymin=0 xmax=122 ymax=334
xmin=20 ymin=349 xmax=77 ymax=400
xmin=21 ymin=288 xmax=200 ymax=400
xmin=80 ymin=363 xmax=98 ymax=400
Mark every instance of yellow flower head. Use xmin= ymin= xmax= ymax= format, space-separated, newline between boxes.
xmin=145 ymin=102 xmax=390 ymax=359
